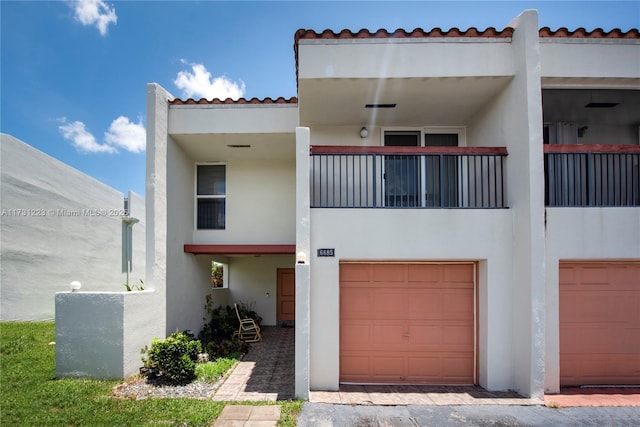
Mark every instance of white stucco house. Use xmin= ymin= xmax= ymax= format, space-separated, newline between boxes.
xmin=146 ymin=10 xmax=639 ymax=399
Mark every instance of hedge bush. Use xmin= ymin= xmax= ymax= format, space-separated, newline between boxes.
xmin=141 ymin=331 xmax=202 ymax=385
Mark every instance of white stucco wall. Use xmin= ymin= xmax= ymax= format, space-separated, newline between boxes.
xmin=169 ymin=104 xmax=299 ymax=135
xmin=298 ymin=39 xmax=515 ymax=80
xmin=192 ymin=159 xmax=296 ymax=245
xmin=544 ymin=207 xmax=640 ymax=393
xmin=1 ymin=134 xmax=145 ymax=320
xmin=540 ymin=40 xmax=640 ymax=81
xmin=165 ymin=131 xmax=213 ymax=335
xmin=56 ymin=290 xmax=161 ymax=379
xmin=145 ymin=83 xmax=171 ymax=336
xmin=308 ymin=208 xmax=515 ymax=392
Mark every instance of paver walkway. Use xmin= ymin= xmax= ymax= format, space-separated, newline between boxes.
xmin=213 ymin=405 xmax=281 ymax=427
xmin=544 ymin=387 xmax=640 ymax=407
xmin=213 ymin=326 xmax=294 ymax=401
xmin=311 ymin=385 xmax=541 ymax=406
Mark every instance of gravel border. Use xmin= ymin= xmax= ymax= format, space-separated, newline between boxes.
xmin=111 ymin=362 xmax=237 ymax=400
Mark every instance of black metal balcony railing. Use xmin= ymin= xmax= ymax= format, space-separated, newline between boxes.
xmin=544 ymin=145 xmax=640 ymax=207
xmin=310 ymin=146 xmax=508 ymax=209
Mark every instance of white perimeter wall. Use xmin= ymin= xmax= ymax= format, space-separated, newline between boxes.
xmin=544 ymin=207 xmax=640 ymax=393
xmin=55 ymin=289 xmax=161 ymax=379
xmin=1 ymin=134 xmax=145 ymax=320
xmin=309 ymin=208 xmax=515 ymax=392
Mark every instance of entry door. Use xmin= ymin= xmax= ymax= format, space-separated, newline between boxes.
xmin=277 ymin=268 xmax=295 ymax=322
xmin=384 ymin=131 xmax=421 ymax=207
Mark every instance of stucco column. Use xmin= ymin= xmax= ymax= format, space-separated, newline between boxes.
xmin=507 ymin=10 xmax=546 ymax=399
xmin=295 ymin=127 xmax=311 ymax=399
xmin=145 ymin=83 xmax=173 ymax=337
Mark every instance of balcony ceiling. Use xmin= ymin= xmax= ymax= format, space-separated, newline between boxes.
xmin=171 ymin=133 xmax=296 ymax=162
xmin=298 ymin=76 xmax=513 ymax=127
xmin=542 ymin=89 xmax=640 ymax=126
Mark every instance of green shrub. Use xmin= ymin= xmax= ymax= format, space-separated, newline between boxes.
xmin=141 ymin=331 xmax=202 ymax=385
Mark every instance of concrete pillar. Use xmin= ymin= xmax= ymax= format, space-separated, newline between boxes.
xmin=145 ymin=83 xmax=173 ymax=337
xmin=507 ymin=10 xmax=546 ymax=399
xmin=295 ymin=127 xmax=311 ymax=399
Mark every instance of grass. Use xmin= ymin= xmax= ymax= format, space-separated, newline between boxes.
xmin=196 ymin=358 xmax=236 ymax=383
xmin=1 ymin=322 xmax=303 ymax=426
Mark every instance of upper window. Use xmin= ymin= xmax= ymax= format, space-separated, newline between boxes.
xmin=196 ymin=164 xmax=225 ymax=229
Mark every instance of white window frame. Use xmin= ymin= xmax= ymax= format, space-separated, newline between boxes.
xmin=210 ymin=260 xmax=229 ymax=289
xmin=379 ymin=126 xmax=466 ymax=147
xmin=195 ymin=163 xmax=226 ymax=230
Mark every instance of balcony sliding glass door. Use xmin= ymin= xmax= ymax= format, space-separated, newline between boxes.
xmin=384 ymin=131 xmax=459 ymax=208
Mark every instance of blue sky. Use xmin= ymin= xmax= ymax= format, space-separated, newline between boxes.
xmin=1 ymin=1 xmax=638 ymax=196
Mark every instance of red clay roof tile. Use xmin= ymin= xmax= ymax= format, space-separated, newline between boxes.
xmin=294 ymin=26 xmax=514 ymax=42
xmin=169 ymin=96 xmax=297 ymax=105
xmin=539 ymin=27 xmax=639 ymax=38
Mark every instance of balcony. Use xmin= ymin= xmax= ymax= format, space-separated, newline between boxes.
xmin=310 ymin=146 xmax=508 ymax=209
xmin=544 ymin=144 xmax=640 ymax=207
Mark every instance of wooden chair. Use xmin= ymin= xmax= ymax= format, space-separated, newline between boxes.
xmin=233 ymin=303 xmax=262 ymax=342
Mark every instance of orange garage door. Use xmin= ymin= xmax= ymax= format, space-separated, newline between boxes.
xmin=560 ymin=262 xmax=640 ymax=386
xmin=340 ymin=262 xmax=476 ymax=385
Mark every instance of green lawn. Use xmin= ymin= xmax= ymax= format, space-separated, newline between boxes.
xmin=0 ymin=322 xmax=302 ymax=426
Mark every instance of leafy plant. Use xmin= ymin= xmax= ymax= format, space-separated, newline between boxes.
xmin=141 ymin=331 xmax=202 ymax=385
xmin=124 ymin=279 xmax=145 ymax=292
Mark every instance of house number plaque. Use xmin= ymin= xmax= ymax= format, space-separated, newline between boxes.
xmin=317 ymin=248 xmax=335 ymax=257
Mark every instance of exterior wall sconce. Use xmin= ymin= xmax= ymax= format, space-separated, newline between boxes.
xmin=297 ymin=251 xmax=307 ymax=264
xmin=360 ymin=127 xmax=369 ymax=138
xmin=70 ymin=281 xmax=82 ymax=292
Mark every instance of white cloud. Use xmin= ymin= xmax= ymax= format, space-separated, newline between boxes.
xmin=104 ymin=116 xmax=146 ymax=153
xmin=58 ymin=119 xmax=116 ymax=153
xmin=58 ymin=116 xmax=145 ymax=154
xmin=174 ymin=61 xmax=246 ymax=100
xmin=70 ymin=0 xmax=117 ymax=36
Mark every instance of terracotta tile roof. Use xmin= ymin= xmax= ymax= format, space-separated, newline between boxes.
xmin=294 ymin=27 xmax=514 ymax=41
xmin=170 ymin=96 xmax=297 ymax=105
xmin=539 ymin=27 xmax=639 ymax=38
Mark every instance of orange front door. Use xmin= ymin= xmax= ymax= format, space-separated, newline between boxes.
xmin=560 ymin=262 xmax=640 ymax=386
xmin=277 ymin=268 xmax=295 ymax=322
xmin=340 ymin=262 xmax=476 ymax=385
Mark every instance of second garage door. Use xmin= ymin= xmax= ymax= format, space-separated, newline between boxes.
xmin=340 ymin=262 xmax=476 ymax=385
xmin=560 ymin=262 xmax=640 ymax=386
